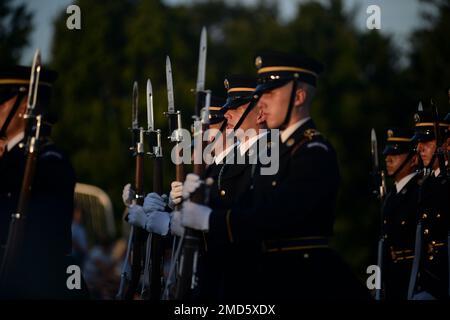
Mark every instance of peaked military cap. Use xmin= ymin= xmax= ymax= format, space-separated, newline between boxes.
xmin=208 ymin=95 xmax=226 ymax=124
xmin=221 ymin=74 xmax=257 ymax=112
xmin=254 ymin=51 xmax=324 ymax=94
xmin=383 ymin=128 xmax=415 ymax=155
xmin=444 ymin=112 xmax=450 ymax=138
xmin=412 ymin=110 xmax=450 ymax=142
xmin=0 ymin=65 xmax=57 ymax=105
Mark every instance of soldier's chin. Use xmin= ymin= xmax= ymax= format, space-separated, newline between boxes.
xmin=267 ymin=118 xmax=280 ymax=129
xmin=421 ymin=158 xmax=431 ymax=167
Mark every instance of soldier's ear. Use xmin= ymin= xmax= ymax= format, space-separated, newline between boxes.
xmin=411 ymin=154 xmax=419 ymax=167
xmin=294 ymin=86 xmax=306 ymax=107
xmin=256 ymin=107 xmax=265 ymax=124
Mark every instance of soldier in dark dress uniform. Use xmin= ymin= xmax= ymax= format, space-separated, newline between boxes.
xmin=188 ymin=76 xmax=263 ymax=301
xmin=380 ymin=128 xmax=420 ymax=300
xmin=179 ymin=52 xmax=370 ymax=300
xmin=0 ymin=66 xmax=83 ymax=299
xmin=206 ymin=76 xmax=266 ymax=301
xmin=409 ymin=110 xmax=450 ymax=300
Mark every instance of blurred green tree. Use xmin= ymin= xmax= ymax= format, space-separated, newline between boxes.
xmin=407 ymin=0 xmax=450 ymax=107
xmin=0 ymin=0 xmax=32 ymax=66
xmin=48 ymin=0 xmax=448 ymax=280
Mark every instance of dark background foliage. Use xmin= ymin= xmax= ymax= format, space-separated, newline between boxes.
xmin=3 ymin=0 xmax=449 ymax=280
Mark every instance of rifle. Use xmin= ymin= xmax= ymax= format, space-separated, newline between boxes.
xmin=430 ymin=99 xmax=447 ymax=178
xmin=430 ymin=99 xmax=450 ymax=298
xmin=0 ymin=50 xmax=45 ymax=287
xmin=447 ymin=89 xmax=450 ymax=177
xmin=141 ymin=78 xmax=164 ymax=300
xmin=165 ymin=56 xmax=185 ymax=189
xmin=174 ymin=27 xmax=210 ymax=300
xmin=116 ymin=82 xmax=147 ymax=300
xmin=370 ymin=128 xmax=386 ymax=300
xmin=162 ymin=56 xmax=186 ymax=300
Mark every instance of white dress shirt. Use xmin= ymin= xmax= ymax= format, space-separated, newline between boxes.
xmin=395 ymin=172 xmax=417 ymax=194
xmin=280 ymin=117 xmax=311 ymax=143
xmin=7 ymin=131 xmax=25 ymax=152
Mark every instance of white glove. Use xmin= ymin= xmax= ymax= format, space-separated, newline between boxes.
xmin=145 ymin=211 xmax=171 ymax=236
xmin=182 ymin=173 xmax=201 ymax=200
xmin=122 ymin=183 xmax=135 ymax=207
xmin=181 ymin=201 xmax=211 ymax=231
xmin=127 ymin=205 xmax=147 ymax=229
xmin=170 ymin=211 xmax=185 ymax=237
xmin=168 ymin=181 xmax=183 ymax=209
xmin=143 ymin=192 xmax=167 ymax=213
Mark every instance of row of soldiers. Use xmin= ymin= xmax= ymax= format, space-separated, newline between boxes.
xmin=0 ymin=48 xmax=448 ymax=300
xmin=120 ymin=53 xmax=450 ymax=301
xmin=379 ymin=107 xmax=450 ymax=300
xmin=120 ymin=51 xmax=373 ymax=301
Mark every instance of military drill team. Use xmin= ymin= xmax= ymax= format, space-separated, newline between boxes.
xmin=0 ymin=28 xmax=449 ymax=301
xmin=376 ymin=107 xmax=450 ymax=300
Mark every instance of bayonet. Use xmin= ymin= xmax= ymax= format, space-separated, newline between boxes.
xmin=430 ymin=99 xmax=446 ymax=177
xmin=196 ymin=27 xmax=207 ymax=93
xmin=146 ymin=79 xmax=154 ymax=132
xmin=165 ymin=56 xmax=183 ymax=144
xmin=371 ymin=128 xmax=379 ymax=172
xmin=166 ymin=56 xmax=175 ymax=114
xmin=26 ymin=50 xmax=41 ymax=114
xmin=371 ymin=128 xmax=386 ymax=300
xmin=371 ymin=128 xmax=385 ymax=199
xmin=132 ymin=81 xmax=139 ymax=130
xmin=193 ymin=27 xmax=208 ymax=117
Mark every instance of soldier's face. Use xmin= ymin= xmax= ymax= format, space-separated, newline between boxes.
xmin=385 ymin=153 xmax=409 ymax=176
xmin=239 ymin=103 xmax=259 ymax=132
xmin=0 ymin=95 xmax=26 ymax=137
xmin=257 ymin=82 xmax=293 ymax=129
xmin=224 ymin=103 xmax=249 ymax=129
xmin=257 ymin=81 xmax=305 ymax=129
xmin=417 ymin=140 xmax=436 ymax=167
xmin=0 ymin=96 xmax=15 ymax=128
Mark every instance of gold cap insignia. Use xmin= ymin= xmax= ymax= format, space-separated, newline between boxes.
xmin=255 ymin=56 xmax=262 ymax=69
xmin=224 ymin=79 xmax=229 ymax=90
xmin=387 ymin=129 xmax=394 ymax=138
xmin=413 ymin=113 xmax=420 ymax=123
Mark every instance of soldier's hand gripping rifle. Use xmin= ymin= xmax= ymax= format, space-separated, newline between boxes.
xmin=174 ymin=27 xmax=211 ymax=300
xmin=371 ymin=128 xmax=386 ymax=300
xmin=140 ymin=79 xmax=164 ymax=300
xmin=0 ymin=50 xmax=44 ymax=286
xmin=116 ymin=82 xmax=147 ymax=300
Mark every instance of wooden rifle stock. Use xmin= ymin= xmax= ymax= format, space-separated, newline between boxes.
xmin=148 ymin=152 xmax=163 ymax=300
xmin=174 ymin=93 xmax=209 ymax=300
